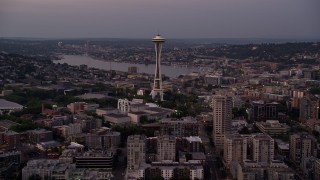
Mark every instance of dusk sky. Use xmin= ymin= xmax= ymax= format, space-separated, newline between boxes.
xmin=0 ymin=0 xmax=319 ymax=39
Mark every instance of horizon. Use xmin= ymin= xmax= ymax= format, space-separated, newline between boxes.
xmin=1 ymin=36 xmax=320 ymax=45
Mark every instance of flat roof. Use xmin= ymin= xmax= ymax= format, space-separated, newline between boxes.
xmin=142 ymin=122 xmax=160 ymax=128
xmin=29 ymin=128 xmax=52 ymax=134
xmin=185 ymin=136 xmax=202 ymax=143
xmin=105 ymin=113 xmax=129 ymax=118
xmin=97 ymin=107 xmax=117 ymax=111
xmin=76 ymin=93 xmax=107 ymax=99
xmin=0 ymin=120 xmax=20 ymax=129
xmin=145 ymin=107 xmax=173 ymax=113
xmin=128 ymin=111 xmax=147 ymax=115
xmin=68 ymin=142 xmax=84 ymax=148
xmin=39 ymin=140 xmax=61 ymax=148
xmin=190 ymin=152 xmax=206 ymax=160
xmin=3 ymin=130 xmax=19 ymax=135
xmin=278 ymin=144 xmax=289 ymax=150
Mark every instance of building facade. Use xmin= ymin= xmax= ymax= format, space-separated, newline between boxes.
xmin=250 ymin=101 xmax=278 ymax=121
xmin=299 ymin=95 xmax=319 ymax=121
xmin=290 ymin=133 xmax=317 ymax=165
xmin=127 ymin=135 xmax=146 ymax=171
xmin=212 ymin=95 xmax=232 ymax=152
xmin=224 ymin=134 xmax=248 ymax=165
xmin=157 ymin=135 xmax=176 ymax=161
xmin=251 ymin=134 xmax=274 ymax=163
xmin=159 ymin=117 xmax=199 ymax=137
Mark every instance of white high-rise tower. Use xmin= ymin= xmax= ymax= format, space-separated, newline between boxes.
xmin=151 ymin=34 xmax=165 ymax=101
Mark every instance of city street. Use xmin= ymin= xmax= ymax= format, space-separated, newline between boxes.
xmin=113 ymin=147 xmax=127 ymax=180
xmin=199 ymin=122 xmax=221 ymax=180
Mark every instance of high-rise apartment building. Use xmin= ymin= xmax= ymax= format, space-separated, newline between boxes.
xmin=224 ymin=134 xmax=274 ymax=166
xmin=212 ymin=95 xmax=232 ymax=152
xmin=251 ymin=134 xmax=274 ymax=163
xmin=224 ymin=134 xmax=248 ymax=165
xmin=299 ymin=95 xmax=319 ymax=121
xmin=157 ymin=135 xmax=176 ymax=161
xmin=290 ymin=133 xmax=317 ymax=165
xmin=127 ymin=135 xmax=146 ymax=171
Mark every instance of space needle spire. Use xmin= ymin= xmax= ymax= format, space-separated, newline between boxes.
xmin=151 ymin=34 xmax=165 ymax=101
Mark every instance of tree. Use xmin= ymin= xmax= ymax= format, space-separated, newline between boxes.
xmin=239 ymin=127 xmax=250 ymax=134
xmin=139 ymin=115 xmax=149 ymax=124
xmin=309 ymin=87 xmax=320 ymax=95
xmin=207 ymin=84 xmax=213 ymax=91
xmin=186 ymin=153 xmax=192 ymax=161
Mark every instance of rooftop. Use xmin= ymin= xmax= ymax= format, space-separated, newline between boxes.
xmin=185 ymin=136 xmax=202 ymax=143
xmin=76 ymin=93 xmax=107 ymax=99
xmin=0 ymin=120 xmax=20 ymax=129
xmin=29 ymin=128 xmax=52 ymax=134
xmin=0 ymin=99 xmax=23 ymax=110
xmin=38 ymin=140 xmax=61 ymax=148
xmin=68 ymin=142 xmax=84 ymax=148
xmin=104 ymin=113 xmax=129 ymax=118
xmin=128 ymin=111 xmax=147 ymax=115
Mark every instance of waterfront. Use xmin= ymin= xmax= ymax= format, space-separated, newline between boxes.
xmin=55 ymin=55 xmax=200 ymax=78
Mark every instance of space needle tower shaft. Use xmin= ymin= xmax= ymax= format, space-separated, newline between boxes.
xmin=152 ymin=34 xmax=165 ymax=101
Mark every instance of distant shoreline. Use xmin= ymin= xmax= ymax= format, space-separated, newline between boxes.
xmin=1 ymin=37 xmax=320 ymax=45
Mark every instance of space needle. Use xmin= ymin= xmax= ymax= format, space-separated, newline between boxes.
xmin=151 ymin=34 xmax=165 ymax=101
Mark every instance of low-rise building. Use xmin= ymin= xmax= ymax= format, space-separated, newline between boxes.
xmin=69 ymin=168 xmax=113 ymax=180
xmin=85 ymin=127 xmax=120 ymax=150
xmin=0 ymin=130 xmax=21 ymax=149
xmin=83 ymin=103 xmax=99 ymax=112
xmin=127 ymin=111 xmax=148 ymax=124
xmin=96 ymin=108 xmax=118 ymax=116
xmin=0 ymin=150 xmax=21 ymax=179
xmin=36 ymin=140 xmax=63 ymax=152
xmin=160 ymin=117 xmax=199 ymax=137
xmin=237 ymin=160 xmax=295 ymax=180
xmin=75 ymin=150 xmax=113 ymax=169
xmin=256 ymin=120 xmax=289 ymax=136
xmin=141 ymin=160 xmax=204 ymax=180
xmin=67 ymin=102 xmax=87 ymax=114
xmin=103 ymin=113 xmax=131 ymax=125
xmin=0 ymin=120 xmax=20 ymax=131
xmin=22 ymin=159 xmax=74 ymax=180
xmin=28 ymin=129 xmax=53 ymax=143
xmin=184 ymin=136 xmax=202 ymax=152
